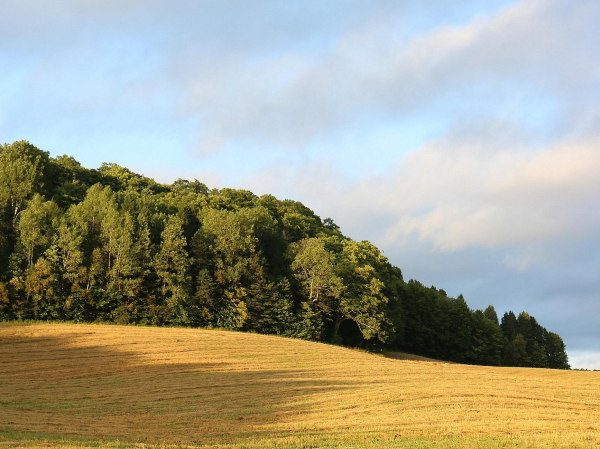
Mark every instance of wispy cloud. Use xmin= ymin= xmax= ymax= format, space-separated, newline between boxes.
xmin=171 ymin=0 xmax=600 ymax=153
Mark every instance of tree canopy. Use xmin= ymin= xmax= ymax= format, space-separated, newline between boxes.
xmin=0 ymin=141 xmax=570 ymax=369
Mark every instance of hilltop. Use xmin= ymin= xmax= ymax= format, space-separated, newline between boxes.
xmin=0 ymin=323 xmax=597 ymax=448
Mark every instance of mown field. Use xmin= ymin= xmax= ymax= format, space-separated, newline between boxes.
xmin=1 ymin=323 xmax=599 ymax=448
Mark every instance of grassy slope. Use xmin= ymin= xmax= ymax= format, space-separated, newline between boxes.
xmin=0 ymin=323 xmax=599 ymax=448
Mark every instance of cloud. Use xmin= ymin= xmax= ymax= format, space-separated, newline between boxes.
xmin=378 ymin=134 xmax=600 ymax=252
xmin=568 ymin=351 xmax=600 ymax=370
xmin=242 ymin=125 xmax=600 ymax=261
xmin=3 ymin=0 xmax=598 ymax=155
xmin=171 ymin=0 xmax=600 ymax=152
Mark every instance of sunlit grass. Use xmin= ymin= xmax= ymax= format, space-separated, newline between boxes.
xmin=1 ymin=323 xmax=599 ymax=448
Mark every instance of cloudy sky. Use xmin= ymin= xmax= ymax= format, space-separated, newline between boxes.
xmin=2 ymin=0 xmax=599 ymax=368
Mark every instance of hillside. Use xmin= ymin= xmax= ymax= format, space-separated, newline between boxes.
xmin=0 ymin=323 xmax=597 ymax=448
xmin=0 ymin=141 xmax=570 ymax=369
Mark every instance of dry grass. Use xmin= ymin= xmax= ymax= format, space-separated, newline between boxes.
xmin=1 ymin=323 xmax=599 ymax=448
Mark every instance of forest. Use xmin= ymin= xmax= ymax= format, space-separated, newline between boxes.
xmin=0 ymin=140 xmax=569 ymax=369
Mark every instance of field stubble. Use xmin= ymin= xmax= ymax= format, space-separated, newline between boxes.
xmin=0 ymin=323 xmax=599 ymax=448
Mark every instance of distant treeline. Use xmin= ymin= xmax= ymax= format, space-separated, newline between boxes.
xmin=0 ymin=141 xmax=570 ymax=369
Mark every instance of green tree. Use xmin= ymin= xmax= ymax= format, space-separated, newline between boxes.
xmin=290 ymin=237 xmax=341 ymax=340
xmin=529 ymin=341 xmax=549 ymax=368
xmin=55 ymin=218 xmax=88 ymax=320
xmin=334 ymin=240 xmax=392 ymax=344
xmin=195 ymin=207 xmax=286 ymax=331
xmin=0 ymin=141 xmax=48 ymax=223
xmin=17 ymin=194 xmax=60 ymax=268
xmin=0 ymin=282 xmax=9 ymax=320
xmin=447 ymin=295 xmax=474 ymax=363
xmin=483 ymin=305 xmax=499 ymax=325
xmin=546 ymin=332 xmax=570 ymax=369
xmin=504 ymin=334 xmax=529 ymax=366
xmin=472 ymin=310 xmax=504 ymax=366
xmin=23 ymin=257 xmax=61 ymax=320
xmin=501 ymin=311 xmax=518 ymax=341
xmin=291 ymin=237 xmax=341 ymax=307
xmin=47 ymin=154 xmax=99 ymax=207
xmin=153 ymin=216 xmax=191 ymax=324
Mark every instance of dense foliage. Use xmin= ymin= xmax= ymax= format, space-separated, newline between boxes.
xmin=0 ymin=141 xmax=569 ymax=369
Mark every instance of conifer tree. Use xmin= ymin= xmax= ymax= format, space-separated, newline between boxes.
xmin=483 ymin=305 xmax=499 ymax=325
xmin=546 ymin=332 xmax=570 ymax=369
xmin=501 ymin=311 xmax=518 ymax=341
xmin=505 ymin=334 xmax=530 ymax=366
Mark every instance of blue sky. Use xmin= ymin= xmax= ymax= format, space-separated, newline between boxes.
xmin=2 ymin=0 xmax=600 ymax=368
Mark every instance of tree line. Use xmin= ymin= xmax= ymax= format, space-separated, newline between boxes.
xmin=0 ymin=141 xmax=569 ymax=369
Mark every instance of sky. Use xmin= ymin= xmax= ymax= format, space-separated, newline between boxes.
xmin=1 ymin=0 xmax=599 ymax=368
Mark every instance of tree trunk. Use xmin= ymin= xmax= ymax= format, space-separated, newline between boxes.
xmin=334 ymin=312 xmax=345 ymax=336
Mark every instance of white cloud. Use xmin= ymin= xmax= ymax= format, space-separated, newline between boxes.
xmin=568 ymin=351 xmax=600 ymax=370
xmin=239 ymin=127 xmax=600 ymax=273
xmin=377 ymin=135 xmax=600 ymax=252
xmin=172 ymin=0 xmax=600 ymax=152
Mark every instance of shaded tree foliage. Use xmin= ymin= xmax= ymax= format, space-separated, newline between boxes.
xmin=500 ymin=311 xmax=569 ymax=369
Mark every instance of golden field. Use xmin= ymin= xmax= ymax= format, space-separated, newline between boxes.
xmin=0 ymin=323 xmax=599 ymax=448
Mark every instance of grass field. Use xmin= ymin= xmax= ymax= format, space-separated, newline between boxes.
xmin=1 ymin=323 xmax=599 ymax=448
